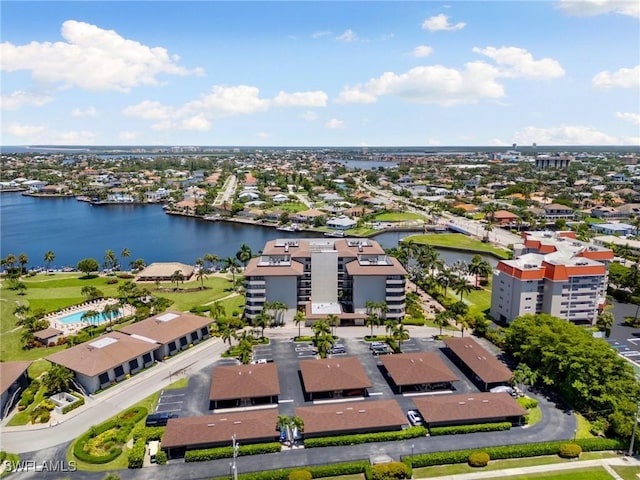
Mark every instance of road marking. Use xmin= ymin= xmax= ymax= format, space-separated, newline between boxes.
xmin=368 ymin=392 xmax=383 ymax=396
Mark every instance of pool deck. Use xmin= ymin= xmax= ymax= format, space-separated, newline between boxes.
xmin=45 ymin=299 xmax=136 ymax=336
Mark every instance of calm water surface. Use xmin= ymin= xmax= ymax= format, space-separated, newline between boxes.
xmin=1 ymin=193 xmax=496 ymax=269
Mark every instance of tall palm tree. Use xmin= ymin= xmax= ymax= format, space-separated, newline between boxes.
xmin=43 ymin=250 xmax=55 ymax=273
xmin=392 ymin=323 xmax=409 ymax=350
xmin=254 ymin=311 xmax=271 ymax=338
xmin=512 ymin=363 xmax=538 ymax=394
xmin=101 ymin=303 xmax=120 ymax=330
xmin=326 ymin=314 xmax=340 ymax=337
xmin=120 ymin=248 xmax=131 ymax=271
xmin=223 ymin=257 xmax=241 ymax=284
xmin=453 ymin=277 xmax=473 ymax=302
xmin=81 ymin=309 xmax=100 ymax=335
xmin=436 ymin=269 xmax=454 ymax=297
xmin=104 ymin=249 xmax=117 ymax=271
xmin=18 ymin=253 xmax=29 ymax=274
xmin=365 ymin=312 xmax=380 ymax=338
xmin=195 ymin=267 xmax=208 ymax=289
xmin=170 ymin=270 xmax=184 ymax=289
xmin=433 ymin=310 xmax=450 ymax=336
xmin=269 ymin=301 xmax=287 ymax=326
xmin=311 ymin=320 xmax=331 ymax=342
xmin=315 ymin=332 xmax=335 ymax=359
xmin=210 ymin=302 xmax=226 ymax=322
xmin=294 ymin=311 xmax=306 ymax=339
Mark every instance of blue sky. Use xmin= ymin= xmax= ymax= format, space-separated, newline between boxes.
xmin=1 ymin=1 xmax=638 ymax=146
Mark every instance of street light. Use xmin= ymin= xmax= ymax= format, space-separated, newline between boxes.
xmin=411 ymin=444 xmax=415 ymax=458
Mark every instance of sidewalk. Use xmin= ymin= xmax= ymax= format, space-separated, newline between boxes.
xmin=429 ymin=456 xmax=640 ymax=480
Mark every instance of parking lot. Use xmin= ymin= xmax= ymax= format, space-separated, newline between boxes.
xmin=166 ymin=333 xmax=488 ymax=424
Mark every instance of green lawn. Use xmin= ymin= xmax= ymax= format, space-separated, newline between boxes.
xmin=413 ymin=453 xmax=619 ymax=478
xmin=612 ymin=465 xmax=640 ymax=480
xmin=373 ymin=212 xmax=426 ymax=222
xmin=270 ymin=202 xmax=308 ymax=213
xmin=502 ymin=467 xmax=612 ymax=479
xmin=404 ymin=233 xmax=512 ymax=259
xmin=152 ymin=275 xmax=235 ymax=311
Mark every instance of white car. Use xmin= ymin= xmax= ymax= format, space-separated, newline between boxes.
xmin=407 ymin=410 xmax=423 ymax=426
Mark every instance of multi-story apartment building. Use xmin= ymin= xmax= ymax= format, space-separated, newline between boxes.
xmin=490 ymin=231 xmax=613 ymax=325
xmin=244 ymin=238 xmax=407 ymax=324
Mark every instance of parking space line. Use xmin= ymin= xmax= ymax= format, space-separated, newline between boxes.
xmin=278 ymin=399 xmax=294 ymax=403
xmin=368 ymin=392 xmax=383 ymax=396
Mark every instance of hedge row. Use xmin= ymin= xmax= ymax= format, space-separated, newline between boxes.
xmin=127 ymin=438 xmax=145 ymax=469
xmin=409 ymin=438 xmax=627 ymax=467
xmin=229 ymin=461 xmax=370 ymax=480
xmin=185 ymin=443 xmax=281 ymax=462
xmin=131 ymin=425 xmax=165 ymax=442
xmin=62 ymin=392 xmax=85 ymax=414
xmin=127 ymin=425 xmax=167 ymax=468
xmin=429 ymin=422 xmax=512 ymax=436
xmin=304 ymin=427 xmax=427 ymax=448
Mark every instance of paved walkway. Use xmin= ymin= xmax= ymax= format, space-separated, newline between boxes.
xmin=430 ymin=456 xmax=640 ymax=479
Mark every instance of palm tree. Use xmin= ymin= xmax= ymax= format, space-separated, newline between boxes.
xmin=294 ymin=311 xmax=306 ymax=339
xmin=269 ymin=301 xmax=287 ymax=326
xmin=43 ymin=250 xmax=55 ymax=273
xmin=326 ymin=314 xmax=340 ymax=337
xmin=453 ymin=277 xmax=473 ymax=302
xmin=223 ymin=257 xmax=241 ymax=284
xmin=392 ymin=323 xmax=409 ymax=350
xmin=237 ymin=338 xmax=254 ymax=364
xmin=315 ymin=332 xmax=335 ymax=359
xmin=120 ymin=248 xmax=131 ymax=271
xmin=43 ymin=365 xmax=74 ymax=394
xmin=596 ymin=311 xmax=615 ymax=337
xmin=277 ymin=414 xmax=292 ymax=440
xmin=219 ymin=323 xmax=234 ymax=346
xmin=433 ymin=310 xmax=450 ymax=336
xmin=18 ymin=253 xmax=29 ymax=274
xmin=512 ymin=363 xmax=538 ymax=394
xmin=13 ymin=303 xmax=30 ymax=325
xmin=204 ymin=253 xmax=219 ymax=272
xmin=4 ymin=254 xmax=17 ymax=275
xmin=101 ymin=303 xmax=120 ymax=330
xmin=236 ymin=244 xmax=253 ymax=267
xmin=384 ymin=319 xmax=397 ymax=338
xmin=210 ymin=302 xmax=226 ymax=322
xmin=170 ymin=270 xmax=184 ymax=289
xmin=104 ymin=249 xmax=117 ymax=271
xmin=254 ymin=311 xmax=271 ymax=338
xmin=311 ymin=320 xmax=331 ymax=342
xmin=81 ymin=309 xmax=100 ymax=335
xmin=195 ymin=267 xmax=208 ymax=289
xmin=436 ymin=269 xmax=454 ymax=297
xmin=365 ymin=312 xmax=380 ymax=338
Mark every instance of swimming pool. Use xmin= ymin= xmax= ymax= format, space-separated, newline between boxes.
xmin=58 ymin=308 xmax=120 ymax=325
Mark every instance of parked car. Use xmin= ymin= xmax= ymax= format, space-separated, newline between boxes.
xmin=407 ymin=410 xmax=423 ymax=426
xmin=369 ymin=341 xmax=387 ymax=350
xmin=371 ymin=345 xmax=391 ymax=355
xmin=329 ymin=346 xmax=346 ymax=354
xmin=145 ymin=412 xmax=179 ymax=427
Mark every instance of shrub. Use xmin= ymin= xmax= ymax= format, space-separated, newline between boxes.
xmin=517 ymin=397 xmax=538 ymax=409
xmin=370 ymin=462 xmax=409 ymax=480
xmin=155 ymin=450 xmax=168 ymax=465
xmin=429 ymin=422 xmax=511 ymax=436
xmin=558 ymin=443 xmax=582 ymax=459
xmin=62 ymin=393 xmax=85 ymax=414
xmin=303 ymin=427 xmax=427 ymax=448
xmin=288 ymin=470 xmax=312 ymax=480
xmin=185 ymin=443 xmax=281 ymax=462
xmin=468 ymin=452 xmax=490 ymax=467
xmin=401 ymin=318 xmax=425 ymax=326
xmin=40 ymin=399 xmax=55 ymax=411
xmin=127 ymin=438 xmax=145 ymax=469
xmin=106 ymin=278 xmax=119 ymax=285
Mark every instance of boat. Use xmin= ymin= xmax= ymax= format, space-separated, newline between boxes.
xmin=323 ymin=230 xmax=345 ymax=237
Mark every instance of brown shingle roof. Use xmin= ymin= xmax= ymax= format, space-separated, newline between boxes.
xmin=0 ymin=361 xmax=32 ymax=395
xmin=295 ymin=400 xmax=406 ymax=435
xmin=33 ymin=327 xmax=63 ymax=340
xmin=46 ymin=332 xmax=158 ymax=377
xmin=209 ymin=363 xmax=280 ymax=401
xmin=413 ymin=392 xmax=527 ymax=425
xmin=162 ymin=409 xmax=279 ymax=449
xmin=380 ymin=352 xmax=459 ymax=387
xmin=299 ymin=357 xmax=372 ymax=393
xmin=443 ymin=337 xmax=512 ymax=385
xmin=120 ymin=311 xmax=211 ymax=345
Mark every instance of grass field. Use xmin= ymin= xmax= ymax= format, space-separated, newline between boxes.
xmin=413 ymin=452 xmax=620 ymax=478
xmin=270 ymin=202 xmax=309 ymax=213
xmin=404 ymin=233 xmax=512 ymax=259
xmin=0 ymin=272 xmax=236 ymax=362
xmin=373 ymin=212 xmax=426 ymax=222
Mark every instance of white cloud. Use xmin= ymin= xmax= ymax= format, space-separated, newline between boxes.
xmin=557 ymin=0 xmax=640 ymax=18
xmin=411 ymin=45 xmax=433 ymax=58
xmin=300 ymin=111 xmax=318 ymax=121
xmin=256 ymin=132 xmax=271 ymax=138
xmin=312 ymin=30 xmax=332 ymax=39
xmin=0 ymin=20 xmax=202 ymax=93
xmin=337 ymin=62 xmax=504 ymax=106
xmin=184 ymin=85 xmax=269 ymax=116
xmin=71 ymin=106 xmax=97 ymax=117
xmin=0 ymin=90 xmax=52 ymax=110
xmin=473 ymin=46 xmax=565 ymax=78
xmin=179 ymin=114 xmax=211 ymax=131
xmin=6 ymin=123 xmax=47 ymax=137
xmin=123 ymin=100 xmax=174 ymax=120
xmin=119 ymin=131 xmax=139 ymax=140
xmin=592 ymin=65 xmax=640 ymax=89
xmin=422 ymin=14 xmax=466 ymax=31
xmin=511 ymin=124 xmax=636 ymax=145
xmin=325 ymin=118 xmax=344 ymax=129
xmin=272 ymin=90 xmax=328 ymax=107
xmin=616 ymin=112 xmax=640 ymax=125
xmin=426 ymin=138 xmax=441 ymax=146
xmin=4 ymin=123 xmax=97 ymax=144
xmin=336 ymin=29 xmax=357 ymax=42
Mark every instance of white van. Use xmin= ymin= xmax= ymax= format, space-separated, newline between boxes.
xmin=148 ymin=440 xmax=160 ymax=463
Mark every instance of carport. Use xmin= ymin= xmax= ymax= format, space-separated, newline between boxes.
xmin=209 ymin=363 xmax=280 ymax=410
xmin=379 ymin=352 xmax=459 ymax=393
xmin=299 ymin=357 xmax=372 ymax=401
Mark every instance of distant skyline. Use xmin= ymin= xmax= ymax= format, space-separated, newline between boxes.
xmin=1 ymin=1 xmax=639 ymax=147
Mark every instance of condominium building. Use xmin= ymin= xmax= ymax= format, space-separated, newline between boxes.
xmin=490 ymin=231 xmax=613 ymax=325
xmin=244 ymin=238 xmax=407 ymax=324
